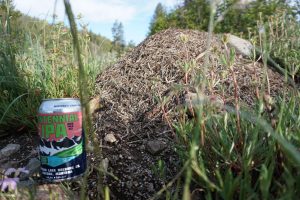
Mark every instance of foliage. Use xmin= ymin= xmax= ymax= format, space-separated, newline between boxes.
xmin=264 ymin=9 xmax=300 ymax=81
xmin=0 ymin=1 xmax=116 ymax=137
xmin=88 ymin=30 xmax=113 ymax=53
xmin=149 ymin=0 xmax=298 ymax=36
xmin=148 ymin=3 xmax=169 ymax=36
xmin=149 ymin=0 xmax=300 ymax=88
xmin=112 ymin=20 xmax=125 ymax=56
xmin=175 ymin=93 xmax=300 ymax=199
xmin=214 ymin=0 xmax=295 ymax=34
xmin=166 ymin=4 xmax=300 ymax=199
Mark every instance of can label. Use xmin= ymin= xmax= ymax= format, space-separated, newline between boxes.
xmin=38 ymin=111 xmax=86 ymax=181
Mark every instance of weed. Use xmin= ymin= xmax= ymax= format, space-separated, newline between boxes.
xmin=170 ymin=3 xmax=300 ymax=200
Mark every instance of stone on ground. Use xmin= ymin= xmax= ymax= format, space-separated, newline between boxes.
xmin=104 ymin=133 xmax=117 ymax=143
xmin=146 ymin=140 xmax=167 ymax=155
xmin=226 ymin=33 xmax=253 ymax=58
xmin=0 ymin=144 xmax=20 ymax=158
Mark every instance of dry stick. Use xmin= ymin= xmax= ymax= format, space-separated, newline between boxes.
xmin=185 ymin=67 xmax=196 ymax=119
xmin=223 ymin=41 xmax=242 ymax=142
xmin=201 ymin=120 xmax=206 ymax=147
xmin=161 ymin=101 xmax=175 ymax=136
xmin=253 ymin=55 xmax=263 ymax=99
xmin=183 ymin=39 xmax=195 ymax=119
xmin=230 ymin=68 xmax=242 ymax=139
xmin=187 ymin=94 xmax=196 ymax=119
xmin=63 ymin=1 xmax=103 ymax=199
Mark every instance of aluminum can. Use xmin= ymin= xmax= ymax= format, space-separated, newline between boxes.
xmin=38 ymin=98 xmax=86 ymax=182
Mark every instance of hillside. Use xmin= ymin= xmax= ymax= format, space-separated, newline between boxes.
xmin=0 ymin=8 xmax=117 ymax=137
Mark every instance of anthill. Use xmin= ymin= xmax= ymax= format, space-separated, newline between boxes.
xmin=92 ymin=29 xmax=294 ymax=199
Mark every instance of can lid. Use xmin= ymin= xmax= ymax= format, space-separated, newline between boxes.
xmin=39 ymin=98 xmax=81 ymax=113
xmin=42 ymin=98 xmax=80 ymax=101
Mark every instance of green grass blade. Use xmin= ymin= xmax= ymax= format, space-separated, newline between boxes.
xmin=0 ymin=92 xmax=28 ymax=124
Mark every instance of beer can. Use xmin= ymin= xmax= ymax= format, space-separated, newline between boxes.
xmin=38 ymin=98 xmax=86 ymax=182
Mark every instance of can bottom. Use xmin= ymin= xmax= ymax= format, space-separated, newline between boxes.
xmin=41 ymin=172 xmax=86 ymax=183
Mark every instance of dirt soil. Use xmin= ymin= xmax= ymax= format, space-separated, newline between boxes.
xmin=0 ymin=29 xmax=294 ymax=200
xmin=92 ymin=29 xmax=292 ymax=199
xmin=0 ymin=133 xmax=39 ymax=167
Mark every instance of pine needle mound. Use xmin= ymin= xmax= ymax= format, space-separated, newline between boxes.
xmin=93 ymin=29 xmax=291 ymax=199
xmin=96 ymin=28 xmax=290 ymax=127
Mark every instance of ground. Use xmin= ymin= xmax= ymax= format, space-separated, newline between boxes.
xmin=0 ymin=133 xmax=39 ymax=169
xmin=0 ymin=29 xmax=294 ymax=200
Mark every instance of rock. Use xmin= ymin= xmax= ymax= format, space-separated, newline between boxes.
xmin=226 ymin=34 xmax=253 ymax=58
xmin=104 ymin=133 xmax=117 ymax=143
xmin=146 ymin=140 xmax=167 ymax=155
xmin=0 ymin=144 xmax=21 ymax=158
xmin=88 ymin=95 xmax=102 ymax=115
xmin=20 ymin=158 xmax=40 ymax=180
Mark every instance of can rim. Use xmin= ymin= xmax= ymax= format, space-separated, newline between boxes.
xmin=42 ymin=98 xmax=80 ymax=101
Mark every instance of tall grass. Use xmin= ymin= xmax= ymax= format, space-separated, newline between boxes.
xmin=167 ymin=4 xmax=300 ymax=200
xmin=0 ymin=1 xmax=115 ymax=198
xmin=0 ymin=3 xmax=116 ymax=137
xmin=266 ymin=9 xmax=300 ymax=81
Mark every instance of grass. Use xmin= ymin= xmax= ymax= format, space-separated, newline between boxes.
xmin=167 ymin=4 xmax=300 ymax=200
xmin=1 ymin=0 xmax=300 ymax=199
xmin=173 ymin=94 xmax=300 ymax=199
xmin=266 ymin=9 xmax=300 ymax=81
xmin=0 ymin=6 xmax=116 ymax=137
xmin=0 ymin=1 xmax=115 ymax=198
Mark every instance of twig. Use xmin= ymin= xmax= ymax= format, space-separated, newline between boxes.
xmin=230 ymin=68 xmax=242 ymax=137
xmin=127 ymin=140 xmax=144 ymax=144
